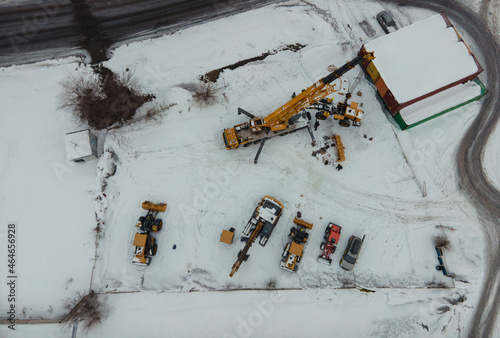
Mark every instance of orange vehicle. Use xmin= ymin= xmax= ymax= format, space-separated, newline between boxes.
xmin=222 ymin=51 xmax=374 ymax=163
xmin=132 ymin=201 xmax=167 ymax=266
xmin=280 ymin=217 xmax=313 ymax=272
xmin=132 ymin=233 xmax=157 ymax=266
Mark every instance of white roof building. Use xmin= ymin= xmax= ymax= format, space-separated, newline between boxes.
xmin=360 ymin=13 xmax=485 ymax=129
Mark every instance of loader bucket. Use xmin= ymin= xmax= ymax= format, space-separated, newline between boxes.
xmin=142 ymin=201 xmax=167 ymax=212
xmin=293 ymin=217 xmax=313 ymax=229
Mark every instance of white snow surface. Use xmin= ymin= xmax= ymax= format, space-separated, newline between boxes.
xmin=0 ymin=0 xmax=498 ymax=337
xmin=0 ymin=59 xmax=96 ymax=320
xmin=400 ymin=80 xmax=482 ymax=126
xmin=365 ymin=14 xmax=481 ymax=103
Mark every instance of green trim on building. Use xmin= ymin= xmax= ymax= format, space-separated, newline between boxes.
xmin=393 ymin=113 xmax=408 ymax=130
xmin=396 ymin=78 xmax=487 ymax=130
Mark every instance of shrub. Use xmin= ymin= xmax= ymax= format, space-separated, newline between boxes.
xmin=63 ymin=291 xmax=109 ymax=332
xmin=434 ymin=235 xmax=451 ymax=250
xmin=59 ymin=67 xmax=155 ymax=130
xmin=192 ymin=82 xmax=218 ymax=106
xmin=265 ymin=278 xmax=277 ymax=290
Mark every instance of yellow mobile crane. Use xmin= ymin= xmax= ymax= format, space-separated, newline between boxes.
xmin=223 ymin=51 xmax=375 ymax=163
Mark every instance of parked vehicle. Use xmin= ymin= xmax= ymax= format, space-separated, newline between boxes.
xmin=230 ymin=196 xmax=284 ymax=277
xmin=132 ymin=201 xmax=167 ymax=266
xmin=376 ymin=11 xmax=398 ymax=34
xmin=318 ymin=222 xmax=342 ymax=265
xmin=340 ymin=235 xmax=365 ymax=271
xmin=281 ymin=217 xmax=313 ymax=272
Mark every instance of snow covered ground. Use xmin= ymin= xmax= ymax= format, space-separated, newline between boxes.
xmin=0 ymin=58 xmax=97 ymax=320
xmin=6 ymin=288 xmax=471 ymax=337
xmin=0 ymin=0 xmax=498 ymax=337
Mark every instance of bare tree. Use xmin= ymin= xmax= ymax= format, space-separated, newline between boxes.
xmin=63 ymin=291 xmax=109 ymax=332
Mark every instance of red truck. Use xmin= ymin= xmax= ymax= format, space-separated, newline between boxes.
xmin=318 ymin=222 xmax=342 ymax=265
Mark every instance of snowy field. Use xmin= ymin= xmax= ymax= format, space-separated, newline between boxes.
xmin=0 ymin=0 xmax=498 ymax=337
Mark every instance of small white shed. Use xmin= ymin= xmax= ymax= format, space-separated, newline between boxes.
xmin=65 ymin=129 xmax=98 ymax=163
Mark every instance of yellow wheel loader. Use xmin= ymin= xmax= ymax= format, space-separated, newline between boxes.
xmin=132 ymin=201 xmax=167 ymax=266
xmin=280 ymin=217 xmax=313 ymax=272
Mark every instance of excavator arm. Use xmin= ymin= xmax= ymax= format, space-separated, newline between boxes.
xmin=229 ymin=221 xmax=264 ymax=277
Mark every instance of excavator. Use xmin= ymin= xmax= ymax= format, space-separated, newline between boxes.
xmin=222 ymin=51 xmax=375 ymax=163
xmin=230 ymin=196 xmax=284 ymax=277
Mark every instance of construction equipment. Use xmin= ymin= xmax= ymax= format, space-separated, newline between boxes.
xmin=137 ymin=201 xmax=167 ymax=233
xmin=230 ymin=196 xmax=284 ymax=277
xmin=280 ymin=217 xmax=313 ymax=272
xmin=318 ymin=222 xmax=342 ymax=265
xmin=222 ymin=51 xmax=375 ymax=163
xmin=333 ymin=135 xmax=345 ymax=162
xmin=310 ymin=98 xmax=365 ymax=127
xmin=132 ymin=201 xmax=167 ymax=266
xmin=132 ymin=233 xmax=157 ymax=266
xmin=220 ymin=228 xmax=235 ymax=244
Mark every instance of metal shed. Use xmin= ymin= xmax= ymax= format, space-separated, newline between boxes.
xmin=65 ymin=129 xmax=98 ymax=163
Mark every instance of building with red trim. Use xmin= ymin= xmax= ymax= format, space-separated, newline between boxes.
xmin=360 ymin=13 xmax=486 ymax=130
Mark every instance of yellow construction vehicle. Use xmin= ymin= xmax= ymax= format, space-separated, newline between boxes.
xmin=222 ymin=51 xmax=374 ymax=163
xmin=132 ymin=201 xmax=167 ymax=266
xmin=280 ymin=217 xmax=313 ymax=272
xmin=311 ymin=98 xmax=365 ymax=127
xmin=230 ymin=196 xmax=284 ymax=277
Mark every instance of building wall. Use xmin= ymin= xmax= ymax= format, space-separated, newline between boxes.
xmin=360 ymin=12 xmax=484 ymax=118
xmin=89 ymin=132 xmax=98 ymax=158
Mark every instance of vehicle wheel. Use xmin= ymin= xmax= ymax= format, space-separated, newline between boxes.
xmin=155 ymin=219 xmax=163 ymax=232
xmin=304 ymin=233 xmax=309 ymax=239
xmin=151 ymin=243 xmax=158 ymax=256
xmin=139 ymin=216 xmax=145 ymax=223
xmin=436 ymin=265 xmax=442 ymax=271
xmin=243 ymin=142 xmax=252 ymax=147
xmin=316 ymin=112 xmax=327 ymax=120
xmin=306 ymin=111 xmax=311 ymax=120
xmin=339 ymin=119 xmax=352 ymax=127
xmin=320 ymin=242 xmax=325 ymax=250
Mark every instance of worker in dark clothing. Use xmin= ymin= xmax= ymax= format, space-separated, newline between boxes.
xmin=314 ymin=119 xmax=320 ymax=131
xmin=336 ymin=164 xmax=343 ymax=171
